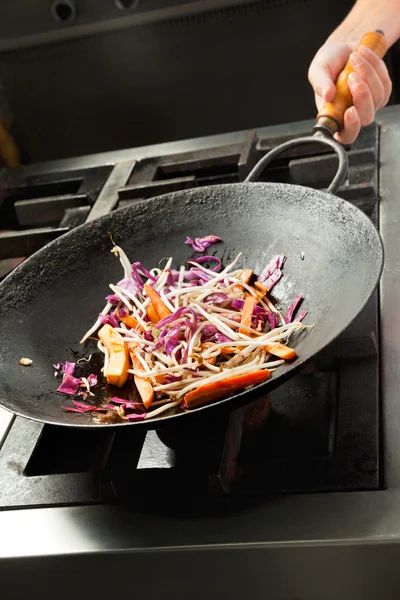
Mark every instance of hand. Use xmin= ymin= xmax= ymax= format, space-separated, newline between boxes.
xmin=308 ymin=41 xmax=392 ymax=144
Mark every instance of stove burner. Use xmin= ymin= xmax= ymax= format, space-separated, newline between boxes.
xmin=0 ymin=123 xmax=381 ymax=509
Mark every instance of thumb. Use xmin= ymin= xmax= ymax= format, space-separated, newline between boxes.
xmin=308 ymin=56 xmax=336 ymax=102
xmin=308 ymin=42 xmax=355 ymax=103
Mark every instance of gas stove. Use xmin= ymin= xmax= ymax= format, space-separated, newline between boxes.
xmin=1 ymin=107 xmax=400 ymax=599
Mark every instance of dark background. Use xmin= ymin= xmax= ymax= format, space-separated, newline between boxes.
xmin=0 ymin=0 xmax=398 ymax=162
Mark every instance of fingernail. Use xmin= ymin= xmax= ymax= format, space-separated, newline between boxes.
xmin=347 ymin=106 xmax=357 ymax=122
xmin=350 ymin=52 xmax=363 ymax=68
xmin=359 ymin=45 xmax=371 ymax=58
xmin=348 ymin=72 xmax=360 ymax=87
xmin=322 ymin=86 xmax=330 ymax=100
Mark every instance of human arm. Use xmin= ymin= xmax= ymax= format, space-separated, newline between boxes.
xmin=308 ymin=0 xmax=400 ymax=143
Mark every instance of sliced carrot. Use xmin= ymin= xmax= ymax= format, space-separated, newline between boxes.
xmin=264 ymin=342 xmax=297 ymax=360
xmin=239 ymin=295 xmax=256 ymax=335
xmin=219 ymin=346 xmax=240 ymax=355
xmin=146 ymin=303 xmax=159 ymax=325
xmin=144 ymin=283 xmax=172 ymax=321
xmin=233 ymin=268 xmax=254 ymax=293
xmin=240 ymin=269 xmax=254 ymax=284
xmin=253 ymin=282 xmax=268 ymax=303
xmin=206 ymin=355 xmax=217 ymax=366
xmin=128 ymin=348 xmax=154 ymax=409
xmin=184 ymin=369 xmax=271 ymax=408
xmin=118 ymin=313 xmax=139 ymax=329
xmin=98 ymin=324 xmax=130 ymax=387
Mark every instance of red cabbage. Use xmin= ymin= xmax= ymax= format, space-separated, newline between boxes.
xmin=99 ymin=313 xmax=119 ymax=328
xmin=201 ymin=325 xmax=219 ymax=340
xmin=157 ymin=306 xmax=196 ymax=329
xmin=63 ymin=362 xmax=76 ymax=375
xmin=110 ymin=397 xmax=145 ymax=410
xmin=296 ymin=310 xmax=308 ymax=322
xmin=185 ymin=235 xmax=222 ymax=253
xmin=131 ymin=264 xmax=144 ymax=291
xmin=169 ymin=270 xmax=181 ymax=283
xmin=118 ymin=277 xmax=139 ymax=296
xmin=144 ymin=330 xmax=155 ymax=342
xmin=266 ymin=312 xmax=280 ymax=330
xmin=215 ymin=333 xmax=232 ymax=343
xmin=166 ymin=269 xmax=175 ymax=288
xmin=163 ymin=375 xmax=183 ymax=383
xmin=285 ymin=295 xmax=303 ymax=323
xmin=133 ymin=262 xmax=156 ymax=281
xmin=258 ymin=255 xmax=286 ymax=290
xmin=185 ymin=267 xmax=213 ymax=282
xmin=163 ymin=325 xmax=181 ymax=356
xmin=62 ymin=400 xmax=106 ymax=413
xmin=87 ymin=374 xmax=98 ymax=387
xmin=188 ymin=255 xmax=222 ymax=272
xmin=105 ymin=293 xmax=120 ymax=305
xmin=126 ymin=413 xmax=147 ymax=422
xmin=231 ymin=298 xmax=268 ymax=317
xmin=57 ymin=373 xmax=81 ymax=395
xmin=204 ymin=293 xmax=230 ymax=307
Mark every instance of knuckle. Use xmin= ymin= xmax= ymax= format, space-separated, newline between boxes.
xmin=361 ymin=114 xmax=375 ymax=126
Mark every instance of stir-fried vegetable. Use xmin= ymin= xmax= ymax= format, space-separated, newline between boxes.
xmin=98 ymin=324 xmax=130 ymax=387
xmin=58 ymin=239 xmax=310 ymax=423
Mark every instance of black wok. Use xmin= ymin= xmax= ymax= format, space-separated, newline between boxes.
xmin=0 ymin=30 xmax=385 ymax=428
xmin=0 ymin=163 xmax=383 ymax=428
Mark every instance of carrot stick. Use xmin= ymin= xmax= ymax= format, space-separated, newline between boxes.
xmin=129 ymin=348 xmax=154 ymax=409
xmin=233 ymin=268 xmax=254 ymax=292
xmin=118 ymin=313 xmax=139 ymax=329
xmin=184 ymin=369 xmax=271 ymax=408
xmin=146 ymin=304 xmax=159 ymax=325
xmin=98 ymin=324 xmax=130 ymax=387
xmin=264 ymin=342 xmax=297 ymax=360
xmin=240 ymin=269 xmax=254 ymax=284
xmin=253 ymin=282 xmax=268 ymax=303
xmin=144 ymin=283 xmax=172 ymax=321
xmin=239 ymin=295 xmax=256 ymax=334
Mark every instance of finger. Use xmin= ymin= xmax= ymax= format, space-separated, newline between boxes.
xmin=359 ymin=45 xmax=392 ymax=106
xmin=334 ymin=106 xmax=361 ymax=145
xmin=315 ymin=92 xmax=325 ymax=112
xmin=308 ymin=56 xmax=336 ymax=102
xmin=348 ymin=71 xmax=375 ymax=126
xmin=350 ymin=52 xmax=385 ymax=108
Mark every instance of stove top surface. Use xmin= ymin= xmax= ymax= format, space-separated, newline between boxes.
xmin=1 ymin=107 xmax=400 ymax=574
xmin=0 ymin=122 xmax=381 ymax=509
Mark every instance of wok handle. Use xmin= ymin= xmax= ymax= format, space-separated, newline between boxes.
xmin=245 ymin=134 xmax=348 ymax=195
xmin=315 ymin=31 xmax=387 ymax=136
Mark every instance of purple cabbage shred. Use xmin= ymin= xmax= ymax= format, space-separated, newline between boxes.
xmin=185 ymin=235 xmax=222 ymax=253
xmin=258 ymin=255 xmax=286 ymax=290
xmin=284 ymin=295 xmax=303 ymax=324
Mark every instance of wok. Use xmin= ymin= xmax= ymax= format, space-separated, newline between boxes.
xmin=0 ymin=32 xmax=385 ymax=429
xmin=0 ymin=175 xmax=383 ymax=429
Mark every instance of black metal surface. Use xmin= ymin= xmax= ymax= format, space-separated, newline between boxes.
xmin=0 ymin=165 xmax=112 ymax=260
xmin=0 ymin=172 xmax=383 ymax=429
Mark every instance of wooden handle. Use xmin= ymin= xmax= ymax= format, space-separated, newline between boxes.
xmin=315 ymin=31 xmax=387 ymax=135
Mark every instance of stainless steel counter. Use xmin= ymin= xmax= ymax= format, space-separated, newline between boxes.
xmin=2 ymin=105 xmax=400 ymax=599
